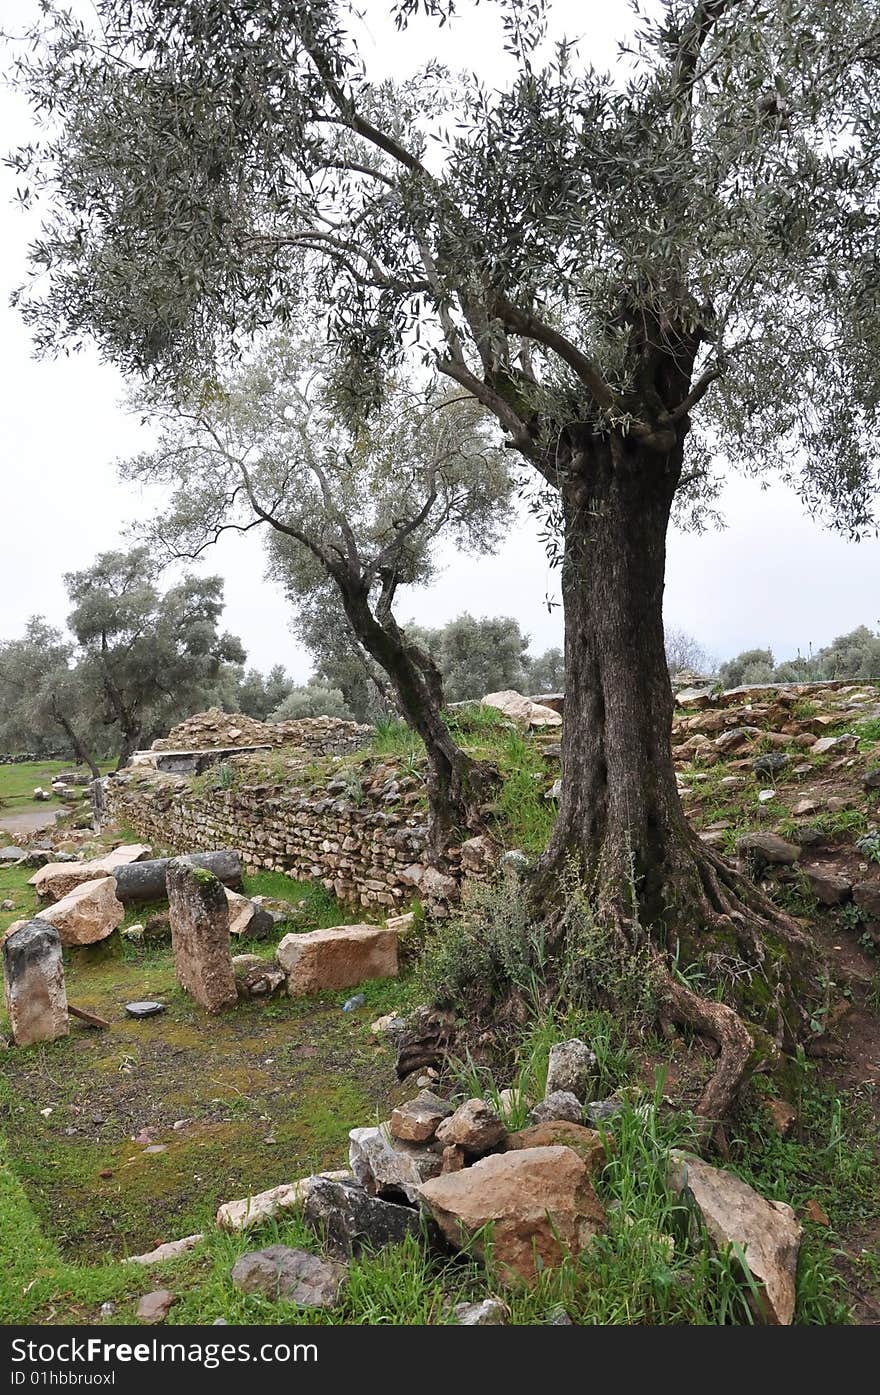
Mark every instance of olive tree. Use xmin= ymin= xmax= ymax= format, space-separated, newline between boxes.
xmin=122 ymin=338 xmax=512 ymax=845
xmin=66 ymin=547 xmax=246 ymax=766
xmin=10 ymin=0 xmax=880 ymax=1121
xmin=0 ymin=618 xmax=102 ymax=773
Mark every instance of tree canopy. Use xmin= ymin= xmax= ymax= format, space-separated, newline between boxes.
xmin=9 ymin=0 xmax=880 ymax=532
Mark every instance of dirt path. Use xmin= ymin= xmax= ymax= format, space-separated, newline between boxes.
xmin=0 ymin=807 xmax=60 ymax=838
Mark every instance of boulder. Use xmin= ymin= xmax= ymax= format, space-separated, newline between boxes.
xmin=0 ymin=847 xmax=25 ymax=864
xmin=668 ymin=1151 xmax=801 ymax=1324
xmin=3 ymin=921 xmax=69 ymax=1047
xmin=545 ymin=1039 xmax=596 ymax=1102
xmin=301 ymin=1176 xmax=426 ymax=1259
xmin=276 ymin=924 xmax=398 ymax=996
xmin=35 ymin=877 xmax=124 ymax=947
xmin=231 ymin=1245 xmax=346 ymax=1308
xmin=480 ymin=690 xmax=562 ymax=727
xmin=166 ymin=859 xmax=237 ymax=1013
xmin=418 ymin=1146 xmax=606 ymax=1285
xmin=389 ymin=1090 xmax=453 ymax=1143
xmin=506 ymin=1121 xmax=607 ymax=1174
xmin=349 ymin=1124 xmax=443 ymax=1202
xmin=435 ymin=1098 xmax=507 ymax=1155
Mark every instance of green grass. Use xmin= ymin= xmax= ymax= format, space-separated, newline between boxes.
xmin=241 ymin=870 xmax=359 ymax=928
xmin=0 ymin=760 xmax=113 ymax=821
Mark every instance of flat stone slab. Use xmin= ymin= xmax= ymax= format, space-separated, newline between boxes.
xmin=276 ymin=924 xmax=398 ymax=996
xmin=125 ymin=1001 xmax=166 ymax=1018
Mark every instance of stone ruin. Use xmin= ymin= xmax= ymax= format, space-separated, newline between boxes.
xmin=165 ymin=858 xmax=239 ymax=1014
xmin=3 ymin=920 xmax=68 ymax=1047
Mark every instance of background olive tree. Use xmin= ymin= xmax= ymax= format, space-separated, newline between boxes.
xmin=123 ymin=336 xmax=513 ymax=844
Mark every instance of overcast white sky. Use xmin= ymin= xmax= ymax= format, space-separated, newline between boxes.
xmin=1 ymin=0 xmax=878 ymax=680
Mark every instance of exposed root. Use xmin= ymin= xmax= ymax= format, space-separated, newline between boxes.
xmin=526 ymin=828 xmax=823 ymax=1140
xmin=657 ymin=962 xmax=757 ymax=1146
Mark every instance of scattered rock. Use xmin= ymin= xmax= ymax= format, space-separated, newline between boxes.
xmin=801 ymin=864 xmax=852 ymax=906
xmin=751 ymin=752 xmax=789 ymax=777
xmin=125 ymin=1000 xmax=166 ymax=1019
xmin=545 ymin=1038 xmax=596 ymax=1101
xmin=853 ymin=881 xmax=880 ymax=920
xmin=302 ymin=1176 xmax=427 ymax=1258
xmin=371 ymin=1012 xmax=406 ymax=1041
xmin=418 ymin=1146 xmax=606 ymax=1286
xmin=585 ymin=1097 xmax=626 ymax=1125
xmin=435 ymin=1098 xmax=507 ymax=1155
xmin=453 ymin=1298 xmax=507 ymax=1325
xmin=35 ymin=877 xmax=125 ymax=947
xmin=803 ymin=1198 xmax=830 ymax=1226
xmin=668 ymin=1151 xmax=801 ymax=1324
xmin=276 ymin=924 xmax=398 ymax=996
xmin=389 ymin=1091 xmax=453 ymax=1143
xmin=813 ymin=734 xmax=858 ymax=756
xmin=736 ymin=832 xmax=801 ymax=873
xmin=231 ymin=1245 xmax=346 ymax=1308
xmin=126 ymin=1234 xmax=204 ymax=1265
xmin=136 ymin=1290 xmax=177 ymax=1324
xmin=506 ymin=1121 xmax=607 ymax=1174
xmin=863 ymin=768 xmax=880 ymax=792
xmin=441 ymin=1144 xmax=466 ymax=1173
xmin=349 ymin=1124 xmax=443 ymax=1202
xmin=216 ymin=1172 xmax=350 ymax=1232
xmin=764 ymin=1099 xmax=797 ymax=1139
xmin=225 ymin=888 xmax=275 ymax=941
xmin=527 ymin=1091 xmax=583 ymax=1126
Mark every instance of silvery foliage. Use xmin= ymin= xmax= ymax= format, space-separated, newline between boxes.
xmin=8 ymin=0 xmax=880 ymax=541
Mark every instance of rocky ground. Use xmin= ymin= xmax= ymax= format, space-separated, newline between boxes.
xmin=1 ymin=681 xmax=879 ymax=1324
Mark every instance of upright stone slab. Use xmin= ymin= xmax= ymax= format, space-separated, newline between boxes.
xmin=166 ymin=859 xmax=237 ymax=1013
xmin=3 ymin=921 xmax=69 ymax=1046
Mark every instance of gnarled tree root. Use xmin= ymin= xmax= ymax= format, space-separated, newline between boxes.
xmin=657 ymin=966 xmax=756 ymax=1147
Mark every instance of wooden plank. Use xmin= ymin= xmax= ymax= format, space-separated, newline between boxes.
xmin=68 ymin=1004 xmax=110 ymax=1030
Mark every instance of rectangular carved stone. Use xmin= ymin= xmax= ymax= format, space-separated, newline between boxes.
xmin=3 ymin=921 xmax=69 ymax=1046
xmin=166 ymin=859 xmax=238 ymax=1013
xmin=276 ymin=925 xmax=398 ymax=996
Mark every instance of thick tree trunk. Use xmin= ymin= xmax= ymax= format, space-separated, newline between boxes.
xmin=115 ymin=725 xmax=141 ymax=771
xmin=533 ymin=428 xmax=819 ymax=1134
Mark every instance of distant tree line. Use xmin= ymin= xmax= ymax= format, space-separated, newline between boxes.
xmin=717 ymin=627 xmax=880 ymax=688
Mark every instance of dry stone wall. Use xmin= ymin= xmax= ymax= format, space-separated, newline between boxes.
xmin=102 ymin=766 xmax=474 ymax=911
